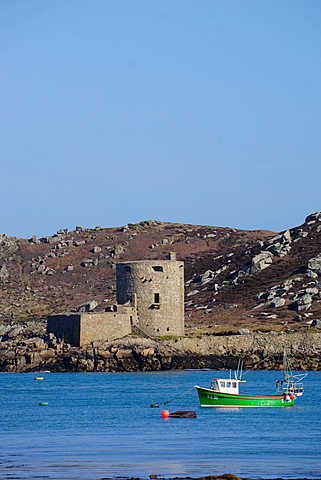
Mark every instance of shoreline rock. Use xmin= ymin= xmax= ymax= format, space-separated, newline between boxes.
xmin=0 ymin=331 xmax=320 ymax=373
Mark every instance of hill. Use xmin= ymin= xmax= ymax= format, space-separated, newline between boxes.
xmin=1 ymin=212 xmax=321 ymax=339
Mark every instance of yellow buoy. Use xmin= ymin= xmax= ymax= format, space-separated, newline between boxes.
xmin=35 ymin=377 xmax=44 ymax=380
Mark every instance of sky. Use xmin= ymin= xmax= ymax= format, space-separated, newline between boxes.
xmin=1 ymin=0 xmax=321 ymax=239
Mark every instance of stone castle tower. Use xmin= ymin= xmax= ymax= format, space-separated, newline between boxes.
xmin=116 ymin=252 xmax=184 ymax=337
xmin=47 ymin=253 xmax=184 ymax=346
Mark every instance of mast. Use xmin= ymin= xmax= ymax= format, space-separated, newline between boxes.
xmin=283 ymin=348 xmax=289 ymax=381
xmin=275 ymin=347 xmax=308 ymax=396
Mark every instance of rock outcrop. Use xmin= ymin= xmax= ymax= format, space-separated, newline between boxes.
xmin=0 ymin=326 xmax=320 ymax=372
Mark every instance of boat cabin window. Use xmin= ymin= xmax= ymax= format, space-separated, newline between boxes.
xmin=211 ymin=378 xmax=240 ymax=394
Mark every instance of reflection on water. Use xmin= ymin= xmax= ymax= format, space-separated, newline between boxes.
xmin=209 ymin=407 xmax=242 ymax=412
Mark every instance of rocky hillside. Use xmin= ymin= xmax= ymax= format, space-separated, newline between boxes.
xmin=1 ymin=213 xmax=321 ymax=339
xmin=2 ymin=212 xmax=321 ymax=372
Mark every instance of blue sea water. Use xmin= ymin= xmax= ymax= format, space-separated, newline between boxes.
xmin=0 ymin=370 xmax=320 ymax=480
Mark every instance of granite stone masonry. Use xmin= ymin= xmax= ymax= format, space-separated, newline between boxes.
xmin=116 ymin=252 xmax=184 ymax=337
xmin=47 ymin=253 xmax=184 ymax=346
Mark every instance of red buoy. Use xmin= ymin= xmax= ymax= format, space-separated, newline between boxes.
xmin=161 ymin=409 xmax=170 ymax=418
xmin=290 ymin=394 xmax=295 ymax=399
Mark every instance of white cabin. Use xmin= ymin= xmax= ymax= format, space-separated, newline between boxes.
xmin=210 ymin=378 xmax=245 ymax=394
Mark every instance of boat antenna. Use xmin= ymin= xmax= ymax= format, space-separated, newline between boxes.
xmin=235 ymin=358 xmax=243 ymax=380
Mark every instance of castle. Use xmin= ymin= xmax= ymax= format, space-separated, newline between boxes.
xmin=47 ymin=253 xmax=184 ymax=346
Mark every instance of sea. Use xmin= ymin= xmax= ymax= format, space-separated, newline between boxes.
xmin=0 ymin=369 xmax=320 ymax=480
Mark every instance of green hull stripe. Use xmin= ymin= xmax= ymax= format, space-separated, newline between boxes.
xmin=196 ymin=386 xmax=295 ymax=407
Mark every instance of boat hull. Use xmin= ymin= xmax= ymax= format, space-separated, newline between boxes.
xmin=195 ymin=386 xmax=295 ymax=407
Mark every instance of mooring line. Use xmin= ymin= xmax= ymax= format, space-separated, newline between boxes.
xmin=150 ymin=386 xmax=195 ymax=407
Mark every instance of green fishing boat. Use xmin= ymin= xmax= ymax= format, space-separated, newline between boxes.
xmin=195 ymin=352 xmax=307 ymax=408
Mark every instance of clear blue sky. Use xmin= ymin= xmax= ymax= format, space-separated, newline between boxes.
xmin=1 ymin=0 xmax=321 ymax=238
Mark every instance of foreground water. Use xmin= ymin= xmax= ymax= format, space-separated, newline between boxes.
xmin=0 ymin=370 xmax=320 ymax=480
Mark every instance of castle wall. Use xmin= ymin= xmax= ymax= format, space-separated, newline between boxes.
xmin=47 ymin=255 xmax=184 ymax=345
xmin=47 ymin=314 xmax=81 ymax=346
xmin=79 ymin=312 xmax=132 ymax=346
xmin=116 ymin=257 xmax=184 ymax=337
xmin=47 ymin=310 xmax=134 ymax=347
